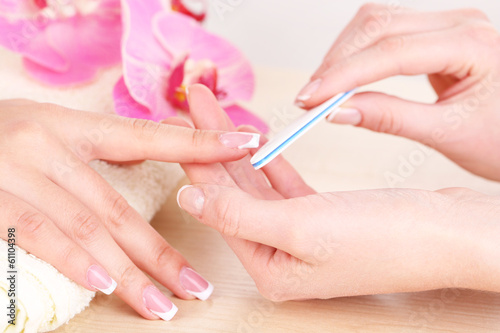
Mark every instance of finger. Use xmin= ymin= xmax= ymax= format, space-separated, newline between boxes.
xmin=43 ymin=149 xmax=213 ymax=302
xmin=187 ymin=84 xmax=277 ymax=199
xmin=44 ymin=106 xmax=259 ymax=164
xmin=104 ymin=119 xmax=192 ymax=166
xmin=237 ymin=125 xmax=316 ymax=198
xmin=311 ymin=6 xmax=487 ymax=79
xmin=180 ymin=86 xmax=278 ymax=270
xmin=332 ymin=91 xmax=442 ymax=143
xmin=0 ymin=190 xmax=114 ymax=294
xmin=2 ymin=171 xmax=181 ymax=319
xmin=296 ymin=26 xmax=483 ymax=109
xmin=177 ymin=184 xmax=296 ymax=254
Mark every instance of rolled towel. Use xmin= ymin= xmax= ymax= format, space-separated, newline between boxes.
xmin=0 ymin=50 xmax=185 ymax=332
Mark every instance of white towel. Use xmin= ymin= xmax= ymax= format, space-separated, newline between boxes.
xmin=0 ymin=50 xmax=185 ymax=332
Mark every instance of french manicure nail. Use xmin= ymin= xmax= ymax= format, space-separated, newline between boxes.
xmin=87 ymin=265 xmax=117 ymax=295
xmin=296 ymin=78 xmax=322 ymax=103
xmin=327 ymin=107 xmax=362 ymax=125
xmin=179 ymin=267 xmax=214 ymax=301
xmin=219 ymin=132 xmax=260 ymax=149
xmin=177 ymin=185 xmax=205 ymax=216
xmin=294 ymin=100 xmax=306 ymax=108
xmin=143 ymin=286 xmax=178 ymax=321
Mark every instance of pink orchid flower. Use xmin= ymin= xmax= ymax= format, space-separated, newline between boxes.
xmin=0 ymin=0 xmax=122 ymax=86
xmin=113 ymin=0 xmax=268 ymax=133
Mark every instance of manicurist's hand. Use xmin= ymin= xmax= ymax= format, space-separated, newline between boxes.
xmin=0 ymin=99 xmax=259 ymax=321
xmin=295 ymin=4 xmax=500 ymax=181
xmin=178 ymin=85 xmax=500 ymax=301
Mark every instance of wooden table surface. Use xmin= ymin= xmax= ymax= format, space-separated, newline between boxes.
xmin=56 ymin=68 xmax=500 ymax=332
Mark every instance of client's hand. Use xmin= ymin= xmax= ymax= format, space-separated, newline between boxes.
xmin=296 ymin=5 xmax=500 ymax=181
xmin=0 ymin=99 xmax=258 ymax=320
xmin=178 ymin=85 xmax=500 ymax=301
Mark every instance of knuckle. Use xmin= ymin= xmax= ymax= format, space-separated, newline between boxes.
xmin=189 ymin=129 xmax=206 ymax=149
xmin=129 ymin=118 xmax=161 ymax=142
xmin=59 ymin=244 xmax=81 ymax=268
xmin=150 ymin=243 xmax=177 ymax=267
xmin=5 ymin=120 xmax=50 ymax=146
xmin=374 ymin=109 xmax=404 ymax=136
xmin=107 ymin=194 xmax=135 ymax=229
xmin=377 ymin=35 xmax=407 ymax=54
xmin=459 ymin=8 xmax=489 ymax=21
xmin=358 ymin=3 xmax=381 ymax=17
xmin=16 ymin=211 xmax=46 ymax=238
xmin=58 ymin=245 xmax=80 ymax=268
xmin=215 ymin=199 xmax=241 ymax=237
xmin=286 ymin=224 xmax=309 ymax=258
xmin=463 ymin=22 xmax=499 ymax=47
xmin=72 ymin=212 xmax=100 ymax=243
xmin=117 ymin=264 xmax=142 ymax=289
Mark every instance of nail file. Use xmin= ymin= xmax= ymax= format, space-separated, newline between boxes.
xmin=250 ymin=89 xmax=357 ymax=170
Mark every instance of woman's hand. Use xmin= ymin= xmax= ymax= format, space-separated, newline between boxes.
xmin=0 ymin=99 xmax=259 ymax=321
xmin=178 ymin=85 xmax=500 ymax=301
xmin=295 ymin=5 xmax=500 ymax=181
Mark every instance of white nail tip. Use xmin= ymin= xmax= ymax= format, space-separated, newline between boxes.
xmin=296 ymin=94 xmax=311 ymax=102
xmin=238 ymin=133 xmax=260 ymax=149
xmin=94 ymin=279 xmax=117 ymax=295
xmin=326 ymin=111 xmax=337 ymax=122
xmin=177 ymin=185 xmax=193 ymax=208
xmin=151 ymin=303 xmax=178 ymax=321
xmin=294 ymin=100 xmax=306 ymax=108
xmin=186 ymin=282 xmax=214 ymax=301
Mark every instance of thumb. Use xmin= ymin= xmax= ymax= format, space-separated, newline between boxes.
xmin=177 ymin=184 xmax=290 ymax=249
xmin=330 ymin=92 xmax=441 ymax=143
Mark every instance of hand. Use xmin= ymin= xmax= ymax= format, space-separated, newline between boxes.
xmin=295 ymin=5 xmax=500 ymax=181
xmin=178 ymin=85 xmax=500 ymax=301
xmin=0 ymin=99 xmax=258 ymax=320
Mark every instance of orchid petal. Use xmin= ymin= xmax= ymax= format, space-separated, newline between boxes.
xmin=120 ymin=0 xmax=174 ymax=113
xmin=153 ymin=12 xmax=254 ymax=104
xmin=122 ymin=54 xmax=172 ymax=118
xmin=45 ymin=14 xmax=122 ymax=67
xmin=22 ymin=13 xmax=122 ymax=86
xmin=113 ymin=77 xmax=177 ymax=121
xmin=224 ymin=104 xmax=269 ymax=134
xmin=120 ymin=0 xmax=172 ymax=67
xmin=0 ymin=17 xmax=68 ymax=71
xmin=0 ymin=0 xmax=40 ymax=18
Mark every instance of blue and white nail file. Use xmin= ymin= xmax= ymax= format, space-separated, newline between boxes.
xmin=250 ymin=89 xmax=357 ymax=170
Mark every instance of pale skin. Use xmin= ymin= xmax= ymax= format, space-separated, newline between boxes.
xmin=0 ymin=99 xmax=259 ymax=319
xmin=178 ymin=6 xmax=500 ymax=301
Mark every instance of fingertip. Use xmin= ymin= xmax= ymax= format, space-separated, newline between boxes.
xmin=294 ymin=78 xmax=322 ymax=108
xmin=179 ymin=267 xmax=214 ymax=301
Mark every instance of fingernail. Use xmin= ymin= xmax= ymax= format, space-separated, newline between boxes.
xmin=327 ymin=107 xmax=362 ymax=125
xmin=294 ymin=100 xmax=306 ymax=108
xmin=143 ymin=286 xmax=178 ymax=321
xmin=87 ymin=265 xmax=117 ymax=295
xmin=219 ymin=132 xmax=260 ymax=149
xmin=177 ymin=185 xmax=205 ymax=217
xmin=179 ymin=267 xmax=214 ymax=301
xmin=296 ymin=78 xmax=322 ymax=103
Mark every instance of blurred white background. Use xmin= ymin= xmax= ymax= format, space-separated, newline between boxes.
xmin=205 ymin=0 xmax=500 ymax=72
